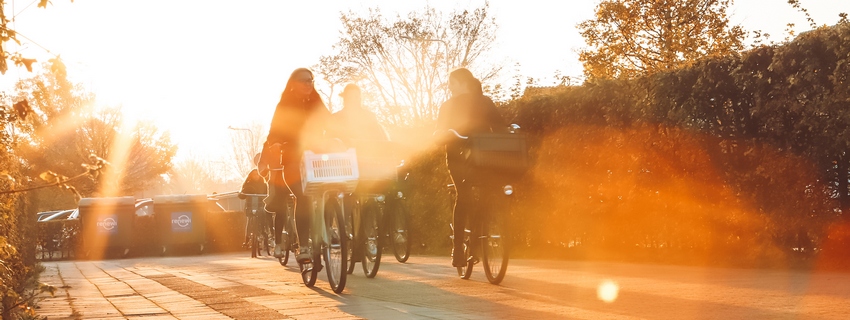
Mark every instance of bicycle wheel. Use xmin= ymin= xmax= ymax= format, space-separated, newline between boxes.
xmin=345 ymin=199 xmax=357 ymax=274
xmin=482 ymin=204 xmax=509 ymax=284
xmin=249 ymin=216 xmax=259 ymax=258
xmin=389 ymin=201 xmax=411 ymax=263
xmin=278 ymin=212 xmax=290 ymax=266
xmin=299 ymin=238 xmax=318 ymax=287
xmin=361 ymin=202 xmax=382 ymax=278
xmin=457 ymin=233 xmax=473 ymax=279
xmin=324 ymin=198 xmax=347 ymax=293
xmin=263 ymin=214 xmax=273 ymax=256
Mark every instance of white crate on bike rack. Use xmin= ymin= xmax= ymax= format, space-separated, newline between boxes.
xmin=301 ymin=148 xmax=360 ymax=196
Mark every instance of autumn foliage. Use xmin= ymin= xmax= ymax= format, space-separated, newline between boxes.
xmin=495 ymin=22 xmax=850 ymax=268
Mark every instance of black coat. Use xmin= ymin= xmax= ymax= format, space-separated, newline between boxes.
xmin=435 ymin=93 xmax=505 ymax=166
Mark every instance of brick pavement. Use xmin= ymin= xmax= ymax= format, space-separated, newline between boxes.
xmin=35 ymin=253 xmax=478 ymax=320
xmin=36 ymin=253 xmax=850 ymax=319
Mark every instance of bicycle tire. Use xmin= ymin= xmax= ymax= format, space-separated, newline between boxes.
xmin=278 ymin=239 xmax=290 ymax=266
xmin=361 ymin=202 xmax=382 ymax=278
xmin=324 ymin=198 xmax=347 ymax=293
xmin=389 ymin=201 xmax=411 ymax=263
xmin=345 ymin=200 xmax=357 ymax=274
xmin=299 ymin=238 xmax=318 ymax=287
xmin=278 ymin=212 xmax=291 ymax=266
xmin=250 ymin=216 xmax=259 ymax=258
xmin=482 ymin=203 xmax=509 ymax=284
xmin=261 ymin=213 xmax=274 ymax=257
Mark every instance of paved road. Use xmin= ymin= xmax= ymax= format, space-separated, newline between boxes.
xmin=36 ymin=252 xmax=850 ymax=319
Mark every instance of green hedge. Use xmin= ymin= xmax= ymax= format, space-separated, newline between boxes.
xmin=489 ymin=22 xmax=850 ymax=268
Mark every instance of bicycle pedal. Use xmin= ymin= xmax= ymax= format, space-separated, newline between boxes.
xmin=297 ymin=254 xmax=313 ymax=264
xmin=300 ymin=263 xmax=323 ymax=274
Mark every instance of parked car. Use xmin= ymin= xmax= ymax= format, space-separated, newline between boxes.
xmin=39 ymin=209 xmax=77 ymax=222
xmin=135 ymin=198 xmax=154 ymax=217
xmin=36 ymin=210 xmax=66 ymax=221
xmin=36 ymin=209 xmax=79 ymax=260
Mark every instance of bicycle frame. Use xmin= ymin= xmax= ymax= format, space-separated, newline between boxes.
xmin=298 ymin=147 xmax=357 ymax=293
xmin=242 ymin=194 xmax=269 ymax=258
xmin=309 ymin=189 xmax=344 ymax=254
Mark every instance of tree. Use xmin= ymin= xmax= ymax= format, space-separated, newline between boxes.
xmin=169 ymin=155 xmax=229 ymax=195
xmin=577 ymin=0 xmax=746 ymax=80
xmin=108 ymin=120 xmax=177 ymax=195
xmin=10 ymin=61 xmax=176 ymax=200
xmin=0 ymin=3 xmax=83 ymax=319
xmin=226 ymin=122 xmax=265 ymax=180
xmin=316 ymin=2 xmax=500 ymax=125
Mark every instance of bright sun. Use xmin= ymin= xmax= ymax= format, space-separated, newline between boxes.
xmin=597 ymin=280 xmax=619 ymax=303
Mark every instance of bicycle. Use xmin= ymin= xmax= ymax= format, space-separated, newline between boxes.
xmin=343 ymin=139 xmax=404 ymax=277
xmin=242 ymin=194 xmax=273 ymax=258
xmin=276 ymin=193 xmax=297 ymax=266
xmin=261 ymin=143 xmax=299 ymax=267
xmin=383 ymin=162 xmax=411 ymax=263
xmin=296 ymin=147 xmax=356 ymax=293
xmin=445 ymin=125 xmax=526 ymax=285
xmin=345 ymin=193 xmax=384 ymax=278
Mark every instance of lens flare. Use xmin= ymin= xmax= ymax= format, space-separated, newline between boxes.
xmin=597 ymin=280 xmax=619 ymax=303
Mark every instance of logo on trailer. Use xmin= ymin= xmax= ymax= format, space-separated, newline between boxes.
xmin=96 ymin=215 xmax=118 ymax=234
xmin=171 ymin=212 xmax=192 ymax=232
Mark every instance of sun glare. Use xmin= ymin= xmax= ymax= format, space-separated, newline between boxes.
xmin=98 ymin=118 xmax=137 ymax=197
xmin=597 ymin=280 xmax=619 ymax=303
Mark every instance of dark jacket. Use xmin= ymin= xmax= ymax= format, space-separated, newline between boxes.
xmin=435 ymin=93 xmax=506 ymax=165
xmin=264 ymin=99 xmax=331 ymax=162
xmin=260 ymin=96 xmax=331 ymax=214
xmin=239 ymin=177 xmax=267 ymax=197
xmin=329 ymin=106 xmax=388 ymax=144
xmin=239 ymin=173 xmax=268 ymax=214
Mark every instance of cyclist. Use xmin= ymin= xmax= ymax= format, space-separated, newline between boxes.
xmin=330 ymin=83 xmax=391 ymax=209
xmin=238 ymin=168 xmax=269 ymax=252
xmin=258 ymin=68 xmax=331 ymax=265
xmin=330 ymin=83 xmax=388 ymax=144
xmin=434 ymin=68 xmax=506 ymax=268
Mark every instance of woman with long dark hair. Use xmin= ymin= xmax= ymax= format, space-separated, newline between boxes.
xmin=435 ymin=68 xmax=506 ymax=267
xmin=258 ymin=68 xmax=331 ymax=264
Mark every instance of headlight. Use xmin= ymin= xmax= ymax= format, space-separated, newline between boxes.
xmin=337 ymin=192 xmax=345 ymax=199
xmin=503 ymin=185 xmax=514 ymax=196
xmin=376 ymin=195 xmax=386 ymax=202
xmin=397 ymin=191 xmax=404 ymax=199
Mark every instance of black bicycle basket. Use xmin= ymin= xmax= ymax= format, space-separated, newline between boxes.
xmin=467 ymin=132 xmax=529 ymax=173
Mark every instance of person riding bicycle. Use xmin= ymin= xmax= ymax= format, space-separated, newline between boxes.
xmin=330 ymin=84 xmax=388 ymax=143
xmin=329 ymin=83 xmax=391 ymax=216
xmin=257 ymin=68 xmax=331 ymax=265
xmin=434 ymin=68 xmax=506 ymax=268
xmin=238 ymin=168 xmax=269 ymax=251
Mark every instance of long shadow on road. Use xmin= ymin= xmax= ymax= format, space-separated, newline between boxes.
xmin=58 ymin=254 xmax=850 ymax=319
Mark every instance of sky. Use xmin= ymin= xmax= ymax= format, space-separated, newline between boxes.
xmin=2 ymin=0 xmax=848 ymax=163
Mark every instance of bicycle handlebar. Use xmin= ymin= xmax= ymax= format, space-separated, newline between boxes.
xmin=448 ymin=129 xmax=468 ymax=140
xmin=240 ymin=193 xmax=268 ymax=197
